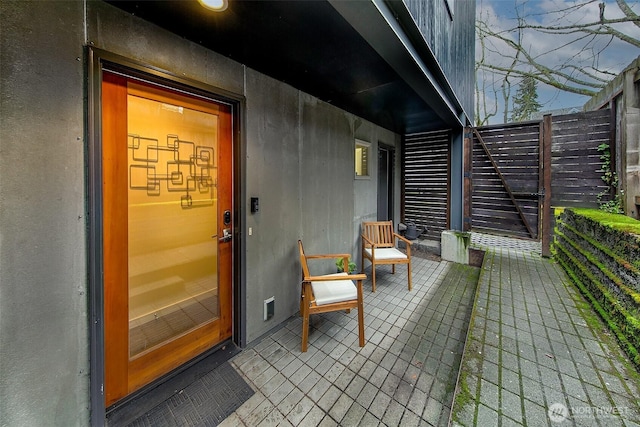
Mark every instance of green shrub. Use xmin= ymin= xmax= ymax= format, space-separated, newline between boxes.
xmin=335 ymin=257 xmax=357 ymax=273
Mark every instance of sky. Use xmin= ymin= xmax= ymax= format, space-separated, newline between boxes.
xmin=476 ymin=0 xmax=640 ymax=124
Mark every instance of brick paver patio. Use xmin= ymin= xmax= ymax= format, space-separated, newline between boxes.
xmin=451 ymin=244 xmax=640 ymax=427
xmin=120 ymin=233 xmax=640 ymax=426
xmin=223 ymin=255 xmax=479 ymax=426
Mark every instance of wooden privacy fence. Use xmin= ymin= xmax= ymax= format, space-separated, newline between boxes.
xmin=465 ymin=109 xmax=612 ymax=255
xmin=550 ymin=112 xmax=612 ymax=208
xmin=468 ymin=122 xmax=542 ymax=240
xmin=401 ymin=110 xmax=611 ymax=256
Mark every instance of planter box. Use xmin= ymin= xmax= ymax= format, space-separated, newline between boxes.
xmin=441 ymin=230 xmax=470 ymax=265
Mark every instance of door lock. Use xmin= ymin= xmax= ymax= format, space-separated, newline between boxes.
xmin=219 ymin=228 xmax=232 ymax=242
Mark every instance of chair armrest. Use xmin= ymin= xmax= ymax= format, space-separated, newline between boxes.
xmin=393 ymin=232 xmax=412 ymax=245
xmin=393 ymin=232 xmax=411 ymax=257
xmin=305 ymin=273 xmax=367 ymax=282
xmin=306 ymin=253 xmax=353 ymax=271
xmin=305 ymin=253 xmax=356 ymax=276
xmin=306 ymin=253 xmax=351 ymax=260
xmin=361 ymin=234 xmax=376 ymax=247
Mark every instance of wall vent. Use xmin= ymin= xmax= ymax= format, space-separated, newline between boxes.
xmin=264 ymin=297 xmax=275 ymax=321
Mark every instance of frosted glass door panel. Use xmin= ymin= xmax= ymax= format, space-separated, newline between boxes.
xmin=127 ymin=93 xmax=219 ymax=358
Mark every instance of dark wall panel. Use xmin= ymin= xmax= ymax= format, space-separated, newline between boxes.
xmin=403 ymin=0 xmax=476 ymax=121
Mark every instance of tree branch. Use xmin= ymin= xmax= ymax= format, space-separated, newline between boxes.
xmin=616 ymin=0 xmax=640 ymax=30
xmin=477 ymin=63 xmax=600 ymax=96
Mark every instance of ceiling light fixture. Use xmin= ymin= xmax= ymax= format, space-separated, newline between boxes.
xmin=199 ymin=0 xmax=228 ymax=12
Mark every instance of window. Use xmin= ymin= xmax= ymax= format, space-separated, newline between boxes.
xmin=355 ymin=140 xmax=370 ymax=178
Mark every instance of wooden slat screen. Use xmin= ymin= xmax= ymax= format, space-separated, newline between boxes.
xmin=468 ymin=109 xmax=612 ymax=241
xmin=403 ymin=130 xmax=450 ymax=241
xmin=550 ymin=110 xmax=611 ymax=208
xmin=471 ymin=122 xmax=541 ymax=239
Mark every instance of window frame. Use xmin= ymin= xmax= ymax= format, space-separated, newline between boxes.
xmin=354 ymin=139 xmax=371 ymax=179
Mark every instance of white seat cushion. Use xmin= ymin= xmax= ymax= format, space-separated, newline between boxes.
xmin=311 ymin=273 xmax=357 ymax=306
xmin=365 ymin=248 xmax=407 ymax=260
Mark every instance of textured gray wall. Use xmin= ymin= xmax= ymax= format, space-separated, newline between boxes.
xmin=352 ymin=123 xmax=401 ymax=262
xmin=243 ymin=70 xmax=305 ymax=340
xmin=88 ymin=0 xmax=402 ymax=345
xmin=243 ymin=73 xmax=400 ymax=341
xmin=1 ymin=1 xmax=400 ymax=424
xmin=0 ymin=2 xmax=89 ymax=426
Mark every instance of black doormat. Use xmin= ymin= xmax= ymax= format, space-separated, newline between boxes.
xmin=127 ymin=362 xmax=253 ymax=426
xmin=107 ymin=345 xmax=254 ymax=426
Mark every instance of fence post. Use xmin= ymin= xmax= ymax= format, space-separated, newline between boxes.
xmin=463 ymin=128 xmax=472 ymax=231
xmin=608 ymin=100 xmax=618 ymax=202
xmin=541 ymin=114 xmax=553 ymax=258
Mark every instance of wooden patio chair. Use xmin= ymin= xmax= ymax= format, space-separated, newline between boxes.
xmin=298 ymin=240 xmax=366 ymax=352
xmin=361 ymin=221 xmax=412 ymax=292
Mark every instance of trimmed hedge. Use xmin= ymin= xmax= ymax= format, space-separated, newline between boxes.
xmin=554 ymin=208 xmax=640 ymax=370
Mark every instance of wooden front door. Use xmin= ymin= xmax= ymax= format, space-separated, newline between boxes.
xmin=101 ymin=71 xmax=233 ymax=407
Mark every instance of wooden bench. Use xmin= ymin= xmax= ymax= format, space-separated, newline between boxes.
xmin=298 ymin=240 xmax=366 ymax=352
xmin=361 ymin=221 xmax=412 ymax=292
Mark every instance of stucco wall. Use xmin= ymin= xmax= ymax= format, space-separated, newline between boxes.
xmin=352 ymin=125 xmax=401 ymax=265
xmin=0 ymin=2 xmax=89 ymax=426
xmin=243 ymin=74 xmax=400 ymax=342
xmin=1 ymin=1 xmax=401 ymax=424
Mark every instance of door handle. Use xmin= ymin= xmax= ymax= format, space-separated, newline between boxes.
xmin=219 ymin=228 xmax=232 ymax=242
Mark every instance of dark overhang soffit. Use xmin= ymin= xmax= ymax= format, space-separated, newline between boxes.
xmin=106 ymin=0 xmax=465 ymax=134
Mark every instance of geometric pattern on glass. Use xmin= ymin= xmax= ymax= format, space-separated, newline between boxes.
xmin=128 ymin=134 xmax=215 ymax=208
